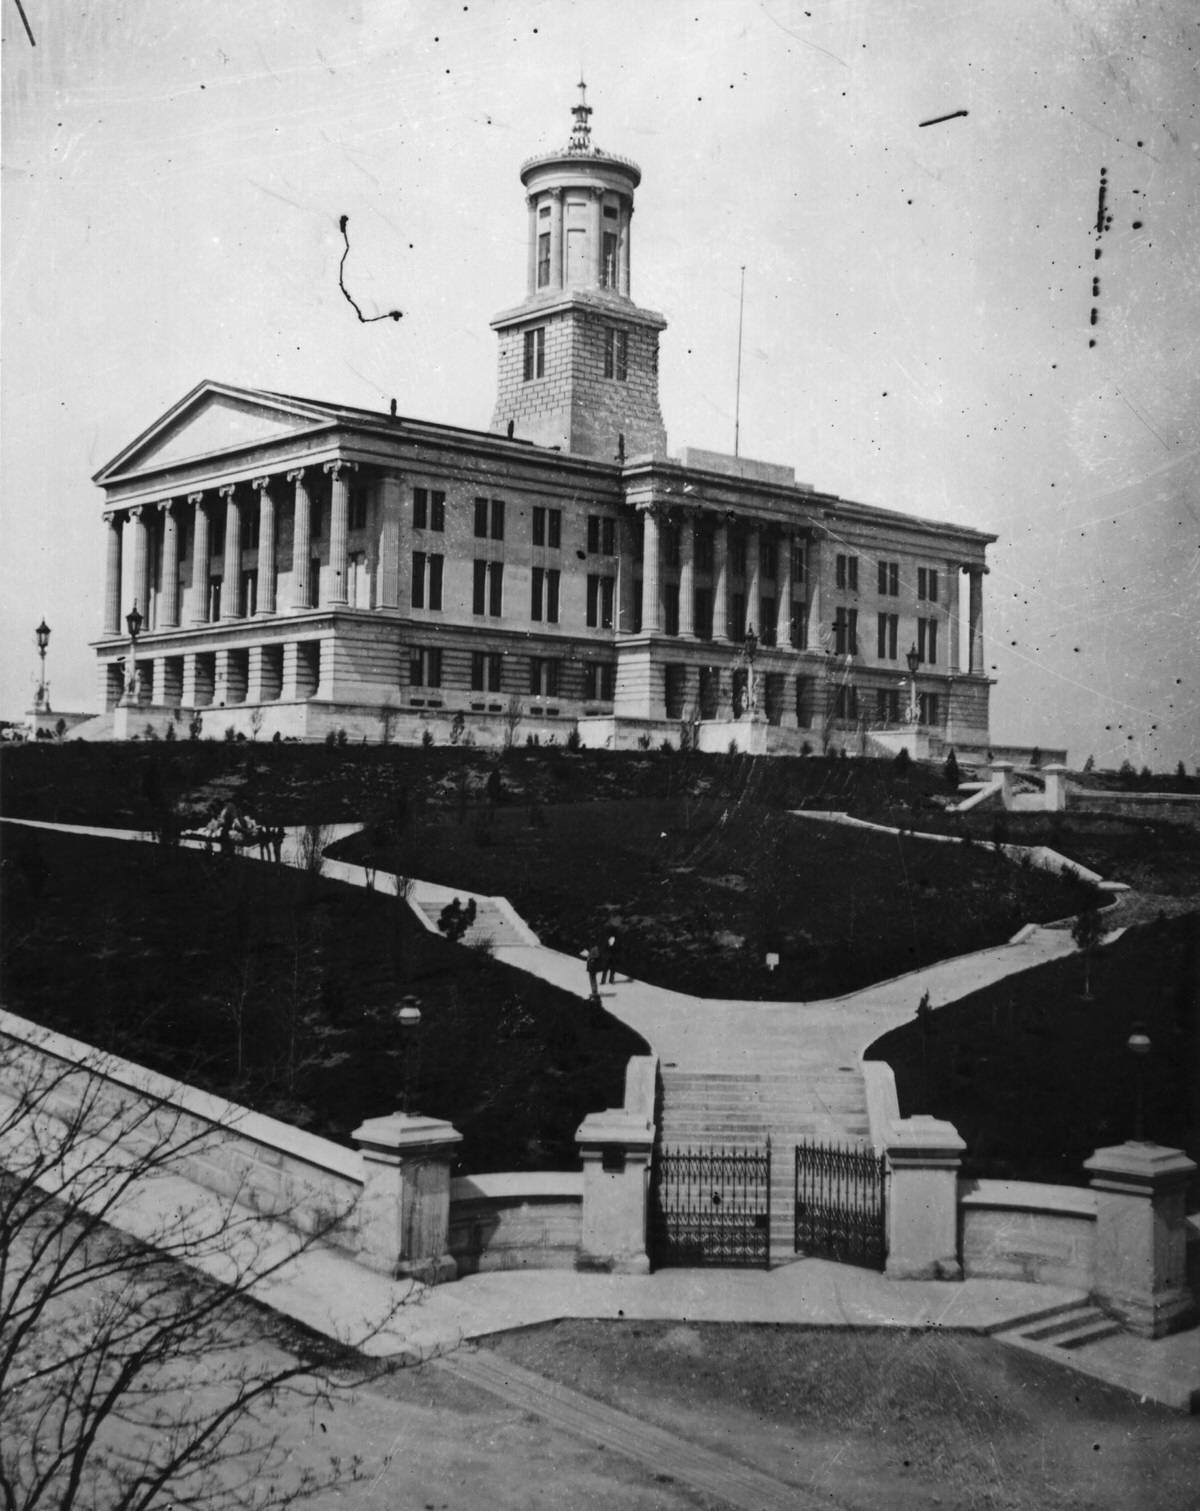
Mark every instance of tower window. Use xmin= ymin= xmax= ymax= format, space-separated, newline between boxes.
xmin=537 ymin=232 xmax=551 ymax=288
xmin=602 ymin=232 xmax=618 ymax=289
xmin=523 ymin=327 xmax=545 ymax=381
xmin=604 ymin=329 xmax=628 ymax=382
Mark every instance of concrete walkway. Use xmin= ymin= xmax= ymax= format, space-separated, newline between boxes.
xmin=5 ymin=815 xmax=1197 ymax=1415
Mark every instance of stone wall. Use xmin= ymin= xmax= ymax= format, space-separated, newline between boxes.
xmin=959 ymin=1179 xmax=1097 ymax=1291
xmin=448 ymin=1172 xmax=584 ymax=1274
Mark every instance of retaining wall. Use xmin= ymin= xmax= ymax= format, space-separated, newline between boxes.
xmin=448 ymin=1171 xmax=584 ymax=1274
xmin=959 ymin=1179 xmax=1097 ymax=1291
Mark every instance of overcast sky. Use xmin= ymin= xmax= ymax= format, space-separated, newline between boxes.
xmin=2 ymin=0 xmax=1197 ymax=768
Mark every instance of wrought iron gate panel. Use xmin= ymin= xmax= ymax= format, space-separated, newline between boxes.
xmin=650 ymin=1142 xmax=771 ymax=1270
xmin=794 ymin=1138 xmax=887 ymax=1271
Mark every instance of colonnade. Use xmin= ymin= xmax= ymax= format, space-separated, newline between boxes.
xmin=526 ymin=185 xmax=633 ymax=297
xmin=101 ymin=460 xmax=374 ymax=636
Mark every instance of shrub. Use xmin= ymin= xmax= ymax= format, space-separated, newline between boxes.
xmin=637 ymin=733 xmax=652 ymax=751
xmin=187 ymin=714 xmax=203 ymax=741
xmin=659 ymin=739 xmax=674 ymax=754
xmin=143 ymin=723 xmax=159 ymax=742
xmin=421 ymin=728 xmax=434 ymax=749
xmin=335 ymin=727 xmax=348 ymax=747
xmin=893 ymin=747 xmax=912 ymax=776
xmin=224 ymin=726 xmax=236 ymax=742
xmin=566 ymin=727 xmax=582 ymax=752
xmin=164 ymin=721 xmax=176 ymax=742
xmin=449 ymin=712 xmax=466 ymax=745
xmin=943 ymin=748 xmax=960 ymax=790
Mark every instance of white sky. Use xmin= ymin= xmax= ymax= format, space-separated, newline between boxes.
xmin=2 ymin=0 xmax=1197 ymax=768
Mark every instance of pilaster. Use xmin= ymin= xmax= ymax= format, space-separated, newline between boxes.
xmin=377 ymin=471 xmax=403 ymax=609
xmin=885 ymin=1115 xmax=966 ymax=1281
xmin=352 ymin=1113 xmax=462 ymax=1283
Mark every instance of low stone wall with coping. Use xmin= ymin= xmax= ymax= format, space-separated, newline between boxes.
xmin=448 ymin=1171 xmax=584 ymax=1274
xmin=0 ymin=1009 xmax=365 ymax=1253
xmin=958 ymin=1178 xmax=1097 ymax=1291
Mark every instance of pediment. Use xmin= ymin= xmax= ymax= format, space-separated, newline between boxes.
xmin=95 ymin=384 xmax=337 ymax=483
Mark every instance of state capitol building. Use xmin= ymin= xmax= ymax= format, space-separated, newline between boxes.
xmin=91 ymin=87 xmax=995 ymax=755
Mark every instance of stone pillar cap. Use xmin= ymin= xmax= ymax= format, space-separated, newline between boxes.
xmin=352 ymin=1112 xmax=462 ymax=1154
xmin=576 ymin=1109 xmax=654 ymax=1149
xmin=1084 ymin=1141 xmax=1197 ymax=1186
xmin=886 ymin=1115 xmax=966 ymax=1158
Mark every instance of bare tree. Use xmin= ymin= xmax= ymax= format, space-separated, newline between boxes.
xmin=297 ymin=823 xmax=332 ymax=880
xmin=1070 ymin=895 xmax=1106 ymax=1001
xmin=502 ymin=695 xmax=523 ymax=751
xmin=0 ymin=1029 xmax=396 ymax=1511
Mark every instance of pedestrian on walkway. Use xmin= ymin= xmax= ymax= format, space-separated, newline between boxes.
xmin=583 ymin=944 xmax=601 ymax=1000
xmin=600 ymin=930 xmax=619 ymax=985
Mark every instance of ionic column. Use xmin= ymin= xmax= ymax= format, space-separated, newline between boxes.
xmin=745 ymin=523 xmax=761 ymax=638
xmin=324 ymin=460 xmax=354 ymax=606
xmin=160 ymin=503 xmax=180 ymax=628
xmin=967 ymin=567 xmax=985 ymax=675
xmin=713 ymin=519 xmax=730 ymax=640
xmin=288 ymin=469 xmax=312 ymax=610
xmin=678 ymin=514 xmax=695 ymax=637
xmin=947 ymin=561 xmax=962 ymax=673
xmin=526 ymin=196 xmax=538 ymax=294
xmin=189 ymin=494 xmax=210 ymax=624
xmin=378 ymin=471 xmax=403 ymax=609
xmin=620 ymin=204 xmax=632 ymax=296
xmin=549 ymin=188 xmax=564 ymax=291
xmin=129 ymin=506 xmax=150 ymax=621
xmin=777 ymin=532 xmax=793 ymax=647
xmin=219 ymin=485 xmax=241 ymax=619
xmin=104 ymin=513 xmax=124 ymax=635
xmin=806 ymin=532 xmax=824 ymax=650
xmin=253 ymin=476 xmax=277 ymax=615
xmin=640 ymin=507 xmax=661 ymax=633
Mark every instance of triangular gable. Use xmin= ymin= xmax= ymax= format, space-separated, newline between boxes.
xmin=93 ymin=382 xmax=340 ymax=483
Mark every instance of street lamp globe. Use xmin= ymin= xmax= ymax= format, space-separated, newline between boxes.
xmin=35 ymin=620 xmax=51 ymax=654
xmin=1127 ymin=1023 xmax=1152 ymax=1143
xmin=125 ymin=602 xmax=143 ymax=640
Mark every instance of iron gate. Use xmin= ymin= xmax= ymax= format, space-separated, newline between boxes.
xmin=794 ymin=1138 xmax=887 ymax=1270
xmin=650 ymin=1141 xmax=771 ymax=1270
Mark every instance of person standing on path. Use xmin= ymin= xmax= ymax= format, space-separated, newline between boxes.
xmin=584 ymin=944 xmax=601 ymax=1000
xmin=600 ymin=930 xmax=618 ymax=985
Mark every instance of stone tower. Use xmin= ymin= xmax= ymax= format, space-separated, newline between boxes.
xmin=490 ymin=83 xmax=668 ymax=461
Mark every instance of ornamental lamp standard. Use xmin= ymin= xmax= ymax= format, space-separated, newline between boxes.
xmin=34 ymin=619 xmax=51 ymax=710
xmin=398 ymin=996 xmax=422 ymax=1115
xmin=1126 ymin=1024 xmax=1152 ymax=1143
xmin=122 ymin=602 xmax=143 ymax=706
xmin=905 ymin=642 xmax=921 ymax=725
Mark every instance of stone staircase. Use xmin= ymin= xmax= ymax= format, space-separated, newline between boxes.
xmin=987 ymin=1300 xmax=1124 ymax=1361
xmin=659 ymin=1065 xmax=873 ymax=1258
xmin=412 ymin=894 xmax=532 ymax=950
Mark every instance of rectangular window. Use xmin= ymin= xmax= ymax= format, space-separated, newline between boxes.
xmin=349 ymin=486 xmax=369 ymax=531
xmin=491 ymin=498 xmax=505 ymax=540
xmin=664 ymin=523 xmax=681 ymax=569
xmin=523 ymin=326 xmax=545 ymax=380
xmin=731 ymin=533 xmax=747 ymax=577
xmin=473 ymin=559 xmax=487 ymax=615
xmin=731 ymin=592 xmax=746 ymax=641
xmin=548 ymin=509 xmax=561 ymax=548
xmin=919 ymin=691 xmax=940 ymax=726
xmin=582 ymin=662 xmax=616 ymax=701
xmin=792 ymin=543 xmax=806 ymax=584
xmin=529 ymin=658 xmax=561 ymax=697
xmin=878 ymin=560 xmax=899 ymax=596
xmin=412 ymin=551 xmax=426 ymax=609
xmin=761 ymin=539 xmax=778 ymax=580
xmin=586 ymin=574 xmax=616 ymax=630
xmin=876 ymin=612 xmax=898 ymax=659
xmin=917 ymin=617 xmax=938 ymax=664
xmin=310 ymin=503 xmax=322 ymax=540
xmin=430 ymin=491 xmax=445 ymax=531
xmin=428 ymin=554 xmax=443 ymax=612
xmin=532 ymin=506 xmax=545 ymax=547
xmin=602 ymin=231 xmax=618 ymax=288
xmin=587 ymin=515 xmax=599 ymax=554
xmin=409 ymin=647 xmax=441 ymax=688
xmin=537 ymin=232 xmax=550 ymax=288
xmin=918 ymin=567 xmax=940 ymax=602
xmin=759 ymin=598 xmax=776 ymax=644
xmin=470 ymin=651 xmax=485 ymax=691
xmin=697 ymin=529 xmax=714 ymax=573
xmin=309 ymin=559 xmax=320 ymax=609
xmin=245 ymin=507 xmax=261 ymax=551
xmin=587 ymin=515 xmax=616 ymax=555
xmin=663 ymin=582 xmax=679 ymax=637
xmin=211 ymin=513 xmax=225 ymax=556
xmin=835 ymin=683 xmax=859 ymax=721
xmin=487 ymin=652 xmax=502 ymax=692
xmin=876 ymin=688 xmax=901 ymax=724
xmin=474 ymin=497 xmax=489 ymax=538
xmin=604 ymin=328 xmax=628 ymax=381
xmin=792 ymin=601 xmax=808 ymax=649
xmin=531 ymin=565 xmax=544 ymax=621
xmin=546 ymin=567 xmax=560 ymax=624
xmin=413 ymin=488 xmax=427 ymax=531
xmin=470 ymin=652 xmax=501 ymax=693
xmin=694 ymin=587 xmax=713 ymax=640
xmin=836 ymin=553 xmax=859 ymax=591
xmin=240 ymin=569 xmax=257 ymax=618
xmin=488 ymin=560 xmax=504 ymax=617
xmin=834 ymin=606 xmax=859 ymax=656
xmin=208 ymin=578 xmax=222 ymax=620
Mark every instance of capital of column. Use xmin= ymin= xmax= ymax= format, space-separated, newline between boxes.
xmin=323 ymin=459 xmax=357 ymax=479
xmin=286 ymin=468 xmax=307 ymax=485
xmin=217 ymin=483 xmax=237 ymax=500
xmin=187 ymin=491 xmax=206 ymax=508
xmin=156 ymin=498 xmax=176 ymax=516
xmin=105 ymin=510 xmax=125 ymax=529
xmin=251 ymin=475 xmax=272 ymax=494
xmin=127 ymin=504 xmax=145 ymax=522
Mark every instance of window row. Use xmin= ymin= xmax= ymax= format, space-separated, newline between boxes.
xmin=405 ymin=649 xmax=616 ymax=702
xmin=831 ymin=685 xmax=941 ymax=726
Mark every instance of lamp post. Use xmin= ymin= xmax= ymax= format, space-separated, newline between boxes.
xmin=398 ymin=997 xmax=422 ymax=1115
xmin=122 ymin=602 xmax=143 ymax=706
xmin=905 ymin=643 xmax=921 ymax=725
xmin=34 ymin=620 xmax=51 ymax=711
xmin=1127 ymin=1024 xmax=1151 ymax=1143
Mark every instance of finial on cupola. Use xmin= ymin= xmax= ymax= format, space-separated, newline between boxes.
xmin=567 ymin=78 xmax=594 ymax=154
